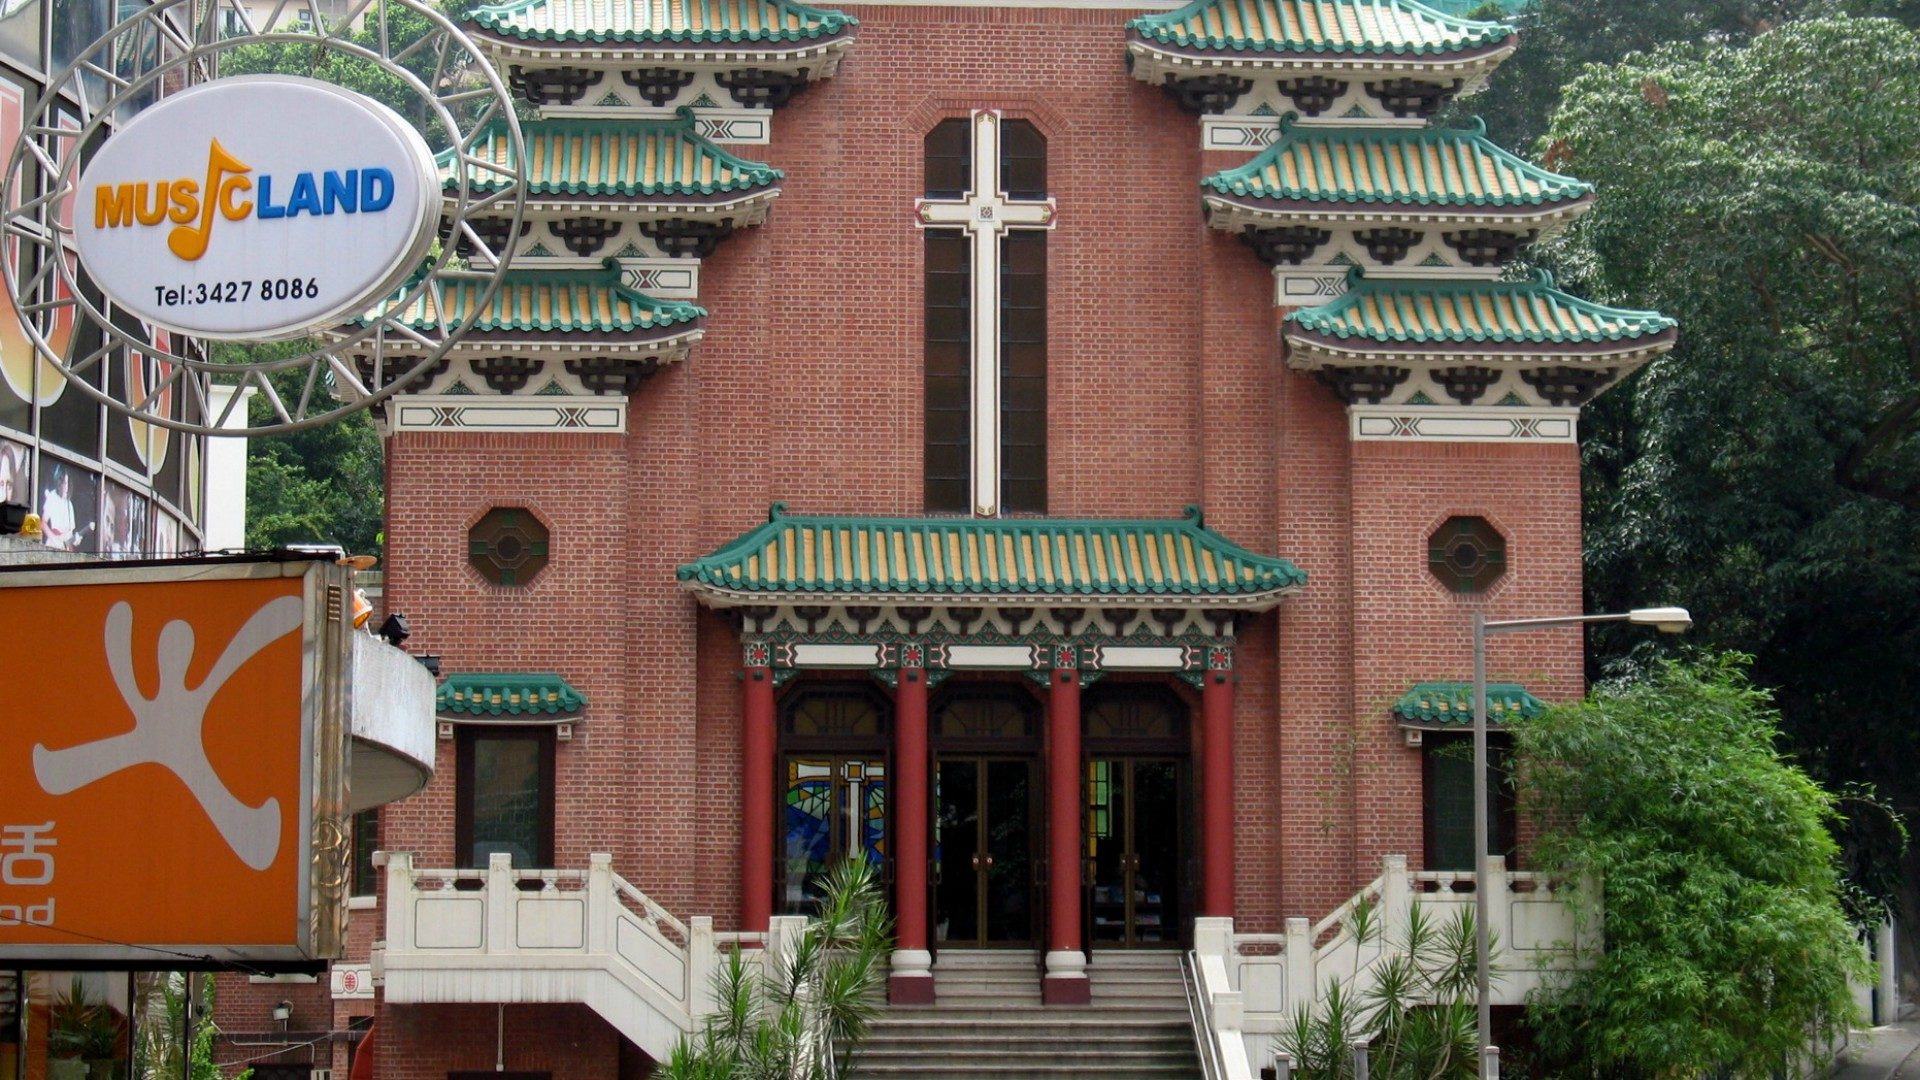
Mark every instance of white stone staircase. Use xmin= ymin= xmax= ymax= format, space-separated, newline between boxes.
xmin=855 ymin=950 xmax=1203 ymax=1079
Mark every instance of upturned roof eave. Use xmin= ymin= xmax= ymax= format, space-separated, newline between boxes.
xmin=448 ymin=186 xmax=781 ymax=220
xmin=1125 ymin=33 xmax=1515 ymax=74
xmin=677 ymin=578 xmax=1306 ymax=611
xmin=1283 ymin=327 xmax=1678 ymax=368
xmin=1203 ymin=191 xmax=1594 ymax=231
xmin=466 ymin=23 xmax=856 ymax=64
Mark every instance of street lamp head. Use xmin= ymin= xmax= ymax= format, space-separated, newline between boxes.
xmin=1628 ymin=606 xmax=1692 ymax=633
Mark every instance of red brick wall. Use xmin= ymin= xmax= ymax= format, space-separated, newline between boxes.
xmin=374 ymin=1003 xmax=623 ymax=1080
xmin=1347 ymin=440 xmax=1587 ymax=880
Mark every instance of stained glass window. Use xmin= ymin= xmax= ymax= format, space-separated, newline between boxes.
xmin=781 ymin=757 xmax=887 ymax=909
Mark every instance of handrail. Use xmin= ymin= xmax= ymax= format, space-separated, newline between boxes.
xmin=1310 ymin=874 xmax=1385 ymax=946
xmin=1183 ymin=950 xmax=1228 ymax=1080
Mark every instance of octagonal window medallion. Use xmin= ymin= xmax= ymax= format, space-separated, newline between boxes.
xmin=470 ymin=507 xmax=551 ymax=587
xmin=1428 ymin=516 xmax=1505 ymax=594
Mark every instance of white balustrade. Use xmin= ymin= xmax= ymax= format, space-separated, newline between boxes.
xmin=379 ymin=852 xmax=768 ymax=1063
xmin=1190 ymin=855 xmax=1589 ymax=1077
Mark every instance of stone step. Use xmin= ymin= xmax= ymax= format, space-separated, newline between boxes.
xmin=854 ymin=1062 xmax=1200 ymax=1079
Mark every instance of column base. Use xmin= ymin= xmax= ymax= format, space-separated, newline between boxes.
xmin=1043 ymin=949 xmax=1090 ymax=1005
xmin=1042 ymin=974 xmax=1091 ymax=1005
xmin=888 ymin=974 xmax=935 ymax=1005
xmin=889 ymin=949 xmax=935 ymax=1005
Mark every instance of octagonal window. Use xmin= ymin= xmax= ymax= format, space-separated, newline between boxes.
xmin=1428 ymin=516 xmax=1505 ymax=594
xmin=469 ymin=507 xmax=550 ymax=587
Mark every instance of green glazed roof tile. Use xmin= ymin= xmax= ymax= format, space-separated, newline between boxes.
xmin=1392 ymin=681 xmax=1546 ymax=727
xmin=1204 ymin=118 xmax=1590 ymax=208
xmin=448 ymin=112 xmax=781 ymax=198
xmin=369 ymin=263 xmax=705 ymax=335
xmin=678 ymin=505 xmax=1307 ymax=601
xmin=1287 ymin=270 xmax=1675 ymax=346
xmin=1129 ymin=0 xmax=1514 ymax=58
xmin=467 ymin=0 xmax=855 ymax=44
xmin=438 ymin=672 xmax=588 ymax=717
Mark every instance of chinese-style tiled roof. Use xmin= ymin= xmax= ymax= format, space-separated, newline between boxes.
xmin=370 ymin=265 xmax=705 ymax=337
xmin=438 ymin=673 xmax=588 ymax=717
xmin=678 ymin=505 xmax=1307 ymax=605
xmin=1287 ymin=270 xmax=1675 ymax=348
xmin=1128 ymin=0 xmax=1514 ymax=58
xmin=449 ymin=113 xmax=781 ymax=200
xmin=1392 ymin=681 xmax=1547 ymax=728
xmin=1203 ymin=118 xmax=1589 ymax=210
xmin=466 ymin=0 xmax=855 ymax=44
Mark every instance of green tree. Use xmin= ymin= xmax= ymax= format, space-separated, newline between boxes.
xmin=1456 ymin=0 xmax=1920 ymax=150
xmin=1541 ymin=13 xmax=1920 ymax=924
xmin=1510 ymin=656 xmax=1867 ymax=1079
xmin=221 ymin=340 xmax=385 ymax=555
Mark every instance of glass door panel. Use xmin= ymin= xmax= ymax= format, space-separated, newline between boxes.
xmin=935 ymin=756 xmax=1035 ymax=945
xmin=1087 ymin=758 xmax=1185 ymax=947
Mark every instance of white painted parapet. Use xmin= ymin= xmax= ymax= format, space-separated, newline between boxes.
xmin=1192 ymin=855 xmax=1589 ymax=1076
xmin=380 ymin=851 xmax=767 ymax=1062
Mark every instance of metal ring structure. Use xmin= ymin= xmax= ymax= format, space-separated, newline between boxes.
xmin=0 ymin=0 xmax=525 ymax=436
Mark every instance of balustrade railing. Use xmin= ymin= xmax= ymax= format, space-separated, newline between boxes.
xmin=378 ymin=851 xmax=794 ymax=1064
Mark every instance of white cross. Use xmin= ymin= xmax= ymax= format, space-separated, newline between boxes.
xmin=915 ymin=110 xmax=1057 ymax=518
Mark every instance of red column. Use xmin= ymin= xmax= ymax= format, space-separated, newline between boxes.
xmin=1201 ymin=654 xmax=1235 ymax=918
xmin=889 ymin=660 xmax=934 ymax=1004
xmin=741 ymin=658 xmax=775 ymax=933
xmin=1044 ymin=657 xmax=1090 ymax=1004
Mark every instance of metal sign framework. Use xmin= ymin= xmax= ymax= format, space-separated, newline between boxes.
xmin=0 ymin=0 xmax=525 ymax=437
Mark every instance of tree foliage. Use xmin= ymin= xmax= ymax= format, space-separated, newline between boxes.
xmin=1511 ymin=656 xmax=1867 ymax=1079
xmin=1458 ymin=0 xmax=1920 ymax=150
xmin=218 ymin=340 xmax=384 ymax=555
xmin=1543 ymin=14 xmax=1920 ymax=914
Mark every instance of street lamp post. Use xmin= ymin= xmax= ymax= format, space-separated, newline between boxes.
xmin=1470 ymin=606 xmax=1691 ymax=1080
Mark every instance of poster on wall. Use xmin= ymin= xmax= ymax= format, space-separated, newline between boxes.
xmin=152 ymin=513 xmax=178 ymax=556
xmin=0 ymin=80 xmax=39 ymax=435
xmin=0 ymin=436 xmax=27 ymax=507
xmin=37 ymin=458 xmax=97 ymax=552
xmin=102 ymin=481 xmax=147 ymax=558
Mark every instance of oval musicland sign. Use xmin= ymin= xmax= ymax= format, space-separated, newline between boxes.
xmin=72 ymin=75 xmax=439 ymax=340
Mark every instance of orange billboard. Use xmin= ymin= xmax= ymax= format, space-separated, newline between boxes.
xmin=0 ymin=558 xmax=350 ymax=964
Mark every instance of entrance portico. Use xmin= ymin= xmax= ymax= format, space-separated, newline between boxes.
xmin=678 ymin=506 xmax=1306 ymax=1004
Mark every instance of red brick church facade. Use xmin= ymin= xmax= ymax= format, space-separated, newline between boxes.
xmin=219 ymin=1 xmax=1673 ymax=1074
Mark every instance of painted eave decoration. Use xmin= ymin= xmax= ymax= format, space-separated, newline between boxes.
xmin=438 ymin=672 xmax=589 ymax=717
xmin=446 ymin=112 xmax=782 ymax=219
xmin=1392 ymin=680 xmax=1546 ymax=729
xmin=468 ymin=0 xmax=854 ymax=43
xmin=678 ymin=504 xmax=1308 ymax=608
xmin=1284 ymin=269 xmax=1677 ymax=366
xmin=356 ymin=262 xmax=706 ymax=354
xmin=1127 ymin=0 xmax=1516 ymax=81
xmin=1202 ymin=117 xmax=1593 ymax=231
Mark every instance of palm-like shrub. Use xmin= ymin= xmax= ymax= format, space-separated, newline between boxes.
xmin=1278 ymin=901 xmax=1488 ymax=1080
xmin=663 ymin=857 xmax=893 ymax=1080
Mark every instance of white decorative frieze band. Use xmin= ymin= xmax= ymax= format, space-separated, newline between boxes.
xmin=942 ymin=644 xmax=1038 ymax=669
xmin=1349 ymin=406 xmax=1578 ymax=444
xmin=621 ymin=259 xmax=699 ymax=299
xmin=1276 ymin=269 xmax=1349 ymax=305
xmin=788 ymin=643 xmax=884 ymax=668
xmin=1201 ymin=116 xmax=1279 ymax=152
xmin=694 ymin=110 xmax=771 ymax=145
xmin=390 ymin=397 xmax=627 ymax=434
xmin=1089 ymin=644 xmax=1188 ymax=670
